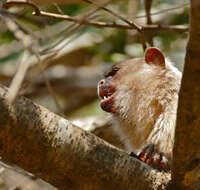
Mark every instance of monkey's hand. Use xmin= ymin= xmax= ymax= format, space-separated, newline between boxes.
xmin=137 ymin=144 xmax=170 ymax=172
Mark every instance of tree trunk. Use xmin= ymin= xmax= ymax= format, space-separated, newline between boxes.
xmin=172 ymin=1 xmax=200 ymax=189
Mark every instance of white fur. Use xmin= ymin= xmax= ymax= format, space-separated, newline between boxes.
xmin=112 ymin=58 xmax=181 ymax=157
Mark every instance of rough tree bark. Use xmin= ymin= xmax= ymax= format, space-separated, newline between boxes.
xmin=0 ymin=85 xmax=170 ymax=190
xmin=172 ymin=1 xmax=200 ymax=189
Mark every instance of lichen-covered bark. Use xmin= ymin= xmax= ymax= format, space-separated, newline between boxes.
xmin=172 ymin=1 xmax=200 ymax=189
xmin=0 ymin=85 xmax=170 ymax=189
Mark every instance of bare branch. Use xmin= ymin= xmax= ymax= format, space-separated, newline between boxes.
xmin=35 ymin=54 xmax=66 ymax=116
xmin=17 ymin=0 xmax=121 ymax=6
xmin=35 ymin=9 xmax=134 ymax=29
xmin=40 ymin=3 xmax=102 ymax=55
xmin=1 ymin=5 xmax=65 ymax=115
xmin=1 ymin=11 xmax=37 ymax=103
xmin=34 ymin=10 xmax=188 ymax=33
xmin=144 ymin=0 xmax=153 ymax=46
xmin=3 ymin=1 xmax=188 ymax=33
xmin=7 ymin=51 xmax=30 ymax=103
xmin=142 ymin=24 xmax=188 ymax=32
xmin=82 ymin=0 xmax=142 ymax=31
xmin=145 ymin=0 xmax=153 ymax=25
xmin=137 ymin=3 xmax=189 ymax=19
xmin=81 ymin=0 xmax=147 ymax=49
xmin=53 ymin=2 xmax=64 ymax=15
xmin=3 ymin=0 xmax=40 ymax=15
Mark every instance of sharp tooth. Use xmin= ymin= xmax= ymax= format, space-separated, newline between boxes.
xmin=103 ymin=95 xmax=110 ymax=100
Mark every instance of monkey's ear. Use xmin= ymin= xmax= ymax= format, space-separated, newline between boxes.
xmin=145 ymin=47 xmax=165 ymax=67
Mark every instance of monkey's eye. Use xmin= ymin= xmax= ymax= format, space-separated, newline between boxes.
xmin=104 ymin=67 xmax=120 ymax=77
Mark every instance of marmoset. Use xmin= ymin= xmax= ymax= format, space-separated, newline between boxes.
xmin=98 ymin=47 xmax=182 ymax=171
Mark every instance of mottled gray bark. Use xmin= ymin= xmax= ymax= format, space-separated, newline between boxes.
xmin=0 ymin=84 xmax=170 ymax=189
xmin=172 ymin=1 xmax=200 ymax=189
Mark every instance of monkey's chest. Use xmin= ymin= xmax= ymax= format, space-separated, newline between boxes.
xmin=122 ymin=124 xmax=155 ymax=154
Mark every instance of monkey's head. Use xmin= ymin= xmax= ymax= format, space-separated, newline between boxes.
xmin=98 ymin=47 xmax=180 ymax=121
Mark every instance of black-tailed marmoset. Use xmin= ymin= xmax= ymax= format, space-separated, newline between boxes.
xmin=98 ymin=47 xmax=182 ymax=171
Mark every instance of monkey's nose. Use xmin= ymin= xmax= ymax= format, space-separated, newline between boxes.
xmin=98 ymin=79 xmax=105 ymax=86
xmin=97 ymin=80 xmax=105 ymax=99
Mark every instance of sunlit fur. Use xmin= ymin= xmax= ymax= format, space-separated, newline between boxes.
xmin=111 ymin=57 xmax=181 ymax=158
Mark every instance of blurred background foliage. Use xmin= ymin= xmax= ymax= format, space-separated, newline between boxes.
xmin=0 ymin=0 xmax=189 ymax=112
xmin=0 ymin=0 xmax=189 ymax=122
xmin=0 ymin=0 xmax=189 ymax=188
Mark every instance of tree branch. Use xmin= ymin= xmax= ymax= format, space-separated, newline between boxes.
xmin=16 ymin=0 xmax=121 ymax=6
xmin=172 ymin=0 xmax=200 ymax=189
xmin=4 ymin=1 xmax=188 ymax=33
xmin=144 ymin=0 xmax=153 ymax=46
xmin=0 ymin=84 xmax=170 ymax=189
xmin=82 ymin=0 xmax=141 ymax=31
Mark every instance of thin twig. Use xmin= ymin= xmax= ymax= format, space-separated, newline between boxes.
xmin=35 ymin=54 xmax=66 ymax=117
xmin=34 ymin=10 xmax=188 ymax=32
xmin=41 ymin=28 xmax=86 ymax=55
xmin=7 ymin=51 xmax=30 ymax=103
xmin=4 ymin=0 xmax=188 ymax=52
xmin=21 ymin=52 xmax=57 ymax=92
xmin=53 ymin=3 xmax=64 ymax=15
xmin=82 ymin=0 xmax=142 ymax=31
xmin=41 ymin=4 xmax=101 ymax=55
xmin=136 ymin=3 xmax=189 ymax=19
xmin=145 ymin=0 xmax=153 ymax=46
xmin=5 ymin=0 xmax=141 ymax=30
xmin=145 ymin=0 xmax=153 ymax=25
xmin=1 ymin=12 xmax=35 ymax=103
xmin=36 ymin=10 xmax=134 ymax=29
xmin=81 ymin=0 xmax=147 ymax=49
xmin=4 ymin=1 xmax=189 ymax=20
xmin=3 ymin=0 xmax=40 ymax=15
xmin=2 ymin=10 xmax=37 ymax=51
xmin=3 ymin=1 xmax=188 ymax=33
xmin=2 ymin=6 xmax=65 ymax=116
xmin=142 ymin=24 xmax=188 ymax=32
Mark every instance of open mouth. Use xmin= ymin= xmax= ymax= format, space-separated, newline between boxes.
xmin=98 ymin=84 xmax=116 ymax=113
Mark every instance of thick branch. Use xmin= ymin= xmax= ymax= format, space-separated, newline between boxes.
xmin=172 ymin=1 xmax=200 ymax=189
xmin=0 ymin=84 xmax=170 ymax=189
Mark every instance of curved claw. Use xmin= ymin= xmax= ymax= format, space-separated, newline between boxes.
xmin=138 ymin=144 xmax=170 ymax=172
